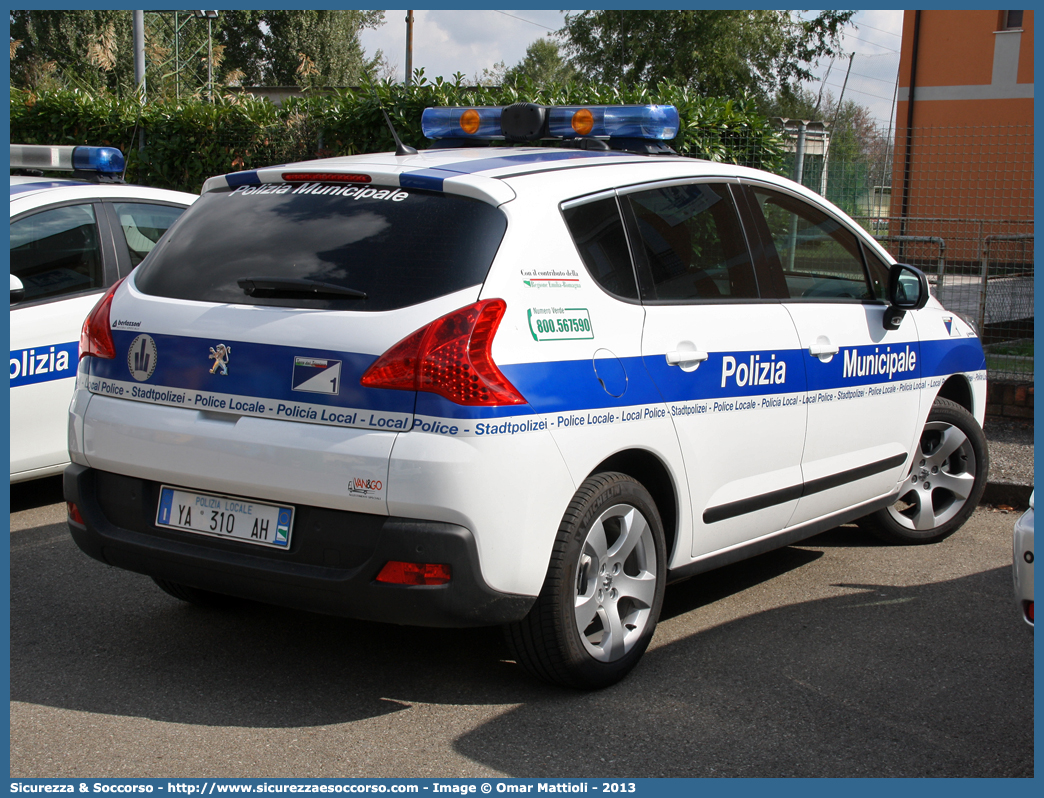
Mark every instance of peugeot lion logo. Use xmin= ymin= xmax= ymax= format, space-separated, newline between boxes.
xmin=208 ymin=343 xmax=231 ymax=375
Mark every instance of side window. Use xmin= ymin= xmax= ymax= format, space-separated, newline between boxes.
xmin=626 ymin=182 xmax=757 ymax=301
xmin=10 ymin=204 xmax=103 ymax=302
xmin=752 ymin=187 xmax=874 ymax=301
xmin=562 ymin=195 xmax=638 ymax=300
xmin=112 ymin=202 xmax=186 ymax=267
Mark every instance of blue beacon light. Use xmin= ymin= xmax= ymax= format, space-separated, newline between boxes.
xmin=421 ymin=107 xmax=504 ymax=139
xmin=72 ymin=145 xmax=125 ymax=174
xmin=421 ymin=104 xmax=680 ymax=142
xmin=9 ymin=144 xmax=125 ymax=174
xmin=548 ymin=105 xmax=679 ymax=140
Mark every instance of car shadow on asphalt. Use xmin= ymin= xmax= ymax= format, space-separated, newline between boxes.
xmin=451 ymin=565 xmax=1034 ymax=778
xmin=10 ymin=475 xmax=64 ymax=513
xmin=660 ymin=544 xmax=823 ymax=622
xmin=11 ymin=512 xmax=833 ymax=729
xmin=11 ymin=519 xmax=538 ymax=728
xmin=10 ymin=517 xmax=1033 ymax=777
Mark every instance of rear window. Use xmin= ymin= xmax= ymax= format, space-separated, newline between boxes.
xmin=134 ymin=183 xmax=508 ymax=311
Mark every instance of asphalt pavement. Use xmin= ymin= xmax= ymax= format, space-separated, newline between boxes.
xmin=9 ymin=476 xmax=1034 ymax=778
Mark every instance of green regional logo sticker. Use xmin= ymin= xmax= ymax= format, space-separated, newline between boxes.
xmin=527 ymin=307 xmax=594 ymax=341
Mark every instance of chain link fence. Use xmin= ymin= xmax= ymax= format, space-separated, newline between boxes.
xmin=143 ymin=11 xmax=216 ymax=100
xmin=779 ymin=122 xmax=1033 ymax=382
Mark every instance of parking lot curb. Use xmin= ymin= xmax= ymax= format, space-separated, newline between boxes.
xmin=982 ymin=481 xmax=1033 ymax=508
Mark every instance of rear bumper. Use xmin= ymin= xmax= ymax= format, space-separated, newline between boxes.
xmin=64 ymin=464 xmax=535 ymax=627
xmin=1013 ymin=504 xmax=1034 ymax=628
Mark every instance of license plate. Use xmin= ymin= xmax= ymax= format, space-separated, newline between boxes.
xmin=155 ymin=486 xmax=293 ymax=549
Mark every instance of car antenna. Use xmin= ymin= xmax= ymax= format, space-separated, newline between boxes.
xmin=361 ymin=68 xmax=417 ymax=157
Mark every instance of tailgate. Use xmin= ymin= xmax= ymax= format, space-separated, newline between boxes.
xmin=85 ymin=284 xmax=491 ymax=433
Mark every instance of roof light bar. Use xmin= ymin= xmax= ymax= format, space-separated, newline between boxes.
xmin=421 ymin=104 xmax=679 ymax=143
xmin=10 ymin=144 xmax=125 ymax=174
xmin=421 ymin=106 xmax=504 ymax=140
xmin=548 ymin=105 xmax=680 ymax=140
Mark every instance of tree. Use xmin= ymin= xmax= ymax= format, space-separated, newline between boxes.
xmin=764 ymin=83 xmax=894 ymax=215
xmin=211 ymin=10 xmax=268 ymax=87
xmin=10 ymin=10 xmax=386 ymax=95
xmin=10 ymin=10 xmax=135 ymax=94
xmin=503 ymin=38 xmax=576 ymax=87
xmin=762 ymin=83 xmax=823 ymax=120
xmin=765 ymin=83 xmax=888 ymax=164
xmin=473 ymin=61 xmax=507 ymax=87
xmin=560 ymin=10 xmax=854 ymax=101
xmin=251 ymin=10 xmax=384 ymax=88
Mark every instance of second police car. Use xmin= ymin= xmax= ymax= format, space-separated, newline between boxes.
xmin=10 ymin=144 xmax=195 ymax=482
xmin=64 ymin=104 xmax=989 ymax=688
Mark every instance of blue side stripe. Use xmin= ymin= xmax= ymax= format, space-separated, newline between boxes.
xmin=89 ymin=330 xmax=986 ymax=423
xmin=427 ymin=339 xmax=986 ymax=420
xmin=641 ymin=351 xmax=805 ymax=405
xmin=91 ymin=331 xmax=415 ymax=416
xmin=918 ymin=337 xmax=987 ymax=377
xmin=10 ymin=341 xmax=79 ymax=387
xmin=415 ymin=357 xmax=666 ymax=421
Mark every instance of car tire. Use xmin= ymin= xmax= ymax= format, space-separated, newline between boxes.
xmin=152 ymin=577 xmax=234 ymax=608
xmin=505 ymin=472 xmax=666 ymax=689
xmin=862 ymin=397 xmax=988 ymax=544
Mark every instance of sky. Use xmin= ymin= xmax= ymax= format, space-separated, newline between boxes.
xmin=359 ymin=10 xmax=905 ymax=131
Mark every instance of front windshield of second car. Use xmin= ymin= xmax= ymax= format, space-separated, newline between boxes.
xmin=134 ymin=182 xmax=508 ymax=312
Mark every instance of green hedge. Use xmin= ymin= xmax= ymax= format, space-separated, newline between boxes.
xmin=11 ymin=77 xmax=785 ymax=194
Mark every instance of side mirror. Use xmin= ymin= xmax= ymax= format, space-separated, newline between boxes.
xmin=884 ymin=263 xmax=929 ymax=330
xmin=11 ymin=273 xmax=25 ymax=305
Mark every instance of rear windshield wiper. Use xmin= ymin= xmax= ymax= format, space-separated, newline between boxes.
xmin=237 ymin=277 xmax=367 ymax=300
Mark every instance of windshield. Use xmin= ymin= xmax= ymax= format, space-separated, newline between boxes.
xmin=134 ymin=183 xmax=508 ymax=312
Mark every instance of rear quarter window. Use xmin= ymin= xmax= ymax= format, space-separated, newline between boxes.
xmin=561 ymin=195 xmax=639 ymax=300
xmin=134 ymin=183 xmax=508 ymax=312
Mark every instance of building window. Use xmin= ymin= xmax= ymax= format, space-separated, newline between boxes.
xmin=1003 ymin=10 xmax=1024 ymax=30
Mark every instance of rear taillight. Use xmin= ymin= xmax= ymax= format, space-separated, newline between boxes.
xmin=79 ymin=278 xmax=124 ymax=360
xmin=361 ymin=299 xmax=526 ymax=406
xmin=67 ymin=502 xmax=85 ymax=525
xmin=376 ymin=561 xmax=452 ymax=586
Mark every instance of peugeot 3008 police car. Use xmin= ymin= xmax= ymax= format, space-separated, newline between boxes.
xmin=65 ymin=104 xmax=989 ymax=688
xmin=11 ymin=144 xmax=195 ymax=482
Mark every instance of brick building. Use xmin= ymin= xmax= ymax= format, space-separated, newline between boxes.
xmin=892 ymin=10 xmax=1033 ymax=268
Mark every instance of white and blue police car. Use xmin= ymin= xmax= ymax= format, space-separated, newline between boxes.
xmin=1013 ymin=491 xmax=1033 ymax=627
xmin=64 ymin=104 xmax=989 ymax=688
xmin=10 ymin=144 xmax=195 ymax=482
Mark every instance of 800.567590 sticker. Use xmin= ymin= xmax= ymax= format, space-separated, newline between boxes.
xmin=527 ymin=307 xmax=594 ymax=342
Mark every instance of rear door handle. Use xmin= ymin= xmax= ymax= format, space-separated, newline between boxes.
xmin=808 ymin=343 xmax=839 ymax=357
xmin=666 ymin=350 xmax=709 ymax=366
